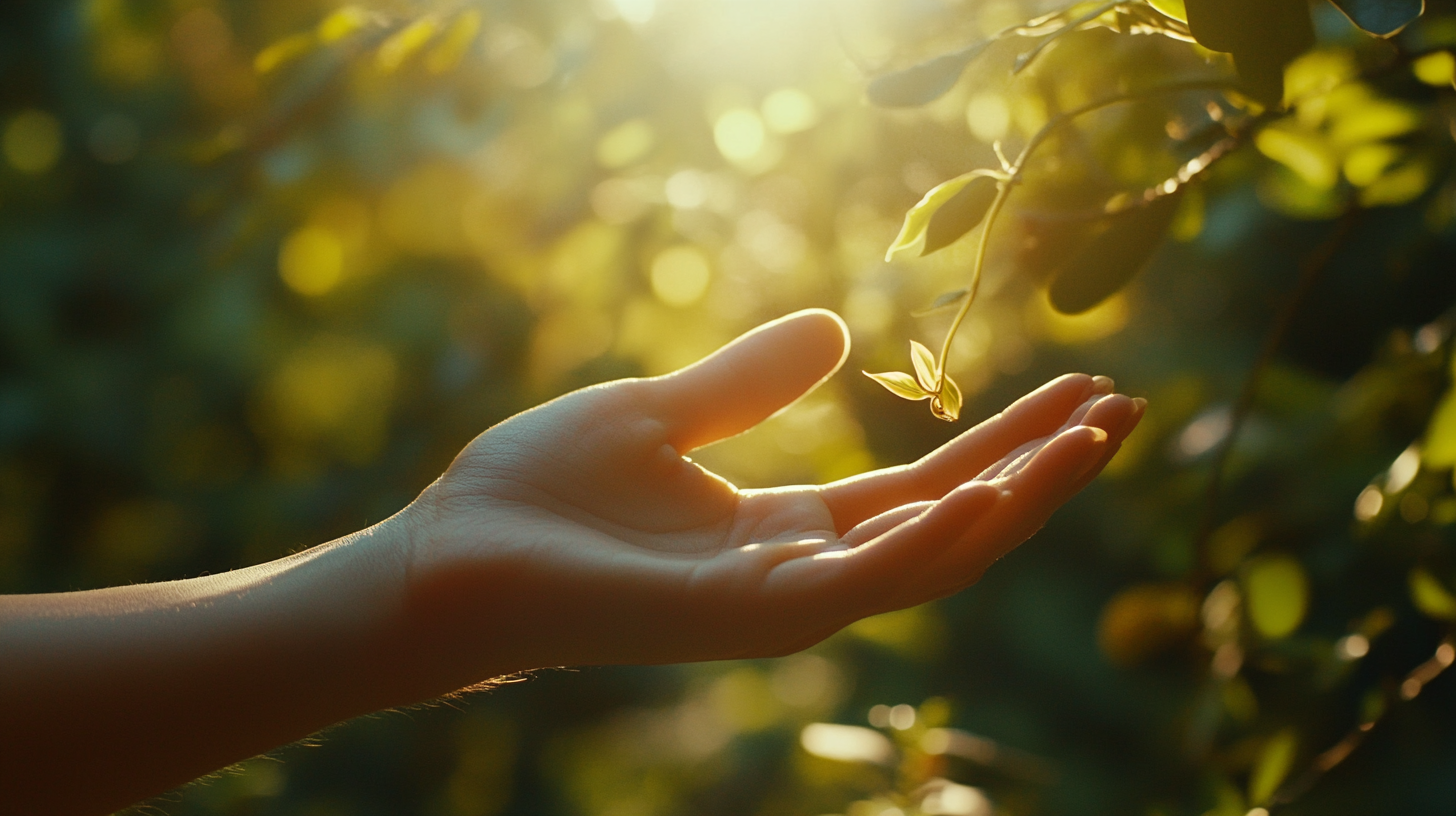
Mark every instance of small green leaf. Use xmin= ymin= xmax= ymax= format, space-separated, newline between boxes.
xmin=922 ymin=175 xmax=1000 ymax=256
xmin=1249 ymin=728 xmax=1298 ymax=805
xmin=912 ymin=289 xmax=970 ymax=316
xmin=1422 ymin=383 xmax=1456 ymax=467
xmin=1149 ymin=0 xmax=1188 ymax=22
xmin=1409 ymin=567 xmax=1456 ymax=621
xmin=931 ymin=374 xmax=963 ymax=422
xmin=1047 ymin=193 xmax=1181 ymax=315
xmin=887 ymin=173 xmax=999 ymax=261
xmin=865 ymin=41 xmax=993 ymax=107
xmin=864 ymin=371 xmax=932 ymax=401
xmin=1328 ymin=0 xmax=1424 ymax=38
xmin=1244 ymin=554 xmax=1309 ymax=640
xmin=910 ymin=341 xmax=939 ymax=391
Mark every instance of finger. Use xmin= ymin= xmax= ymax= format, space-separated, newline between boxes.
xmin=975 ymin=391 xmax=1122 ymax=481
xmin=641 ymin=309 xmax=849 ymax=451
xmin=762 ymin=481 xmax=1001 ymax=611
xmin=926 ymin=425 xmax=1109 ymax=591
xmin=987 ymin=393 xmax=1137 ymax=481
xmin=839 ymin=501 xmax=935 ymax=549
xmin=1062 ymin=396 xmax=1145 ymax=495
xmin=819 ymin=373 xmax=1111 ymax=531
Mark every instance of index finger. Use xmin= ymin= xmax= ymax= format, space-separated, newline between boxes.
xmin=818 ymin=373 xmax=1107 ymax=532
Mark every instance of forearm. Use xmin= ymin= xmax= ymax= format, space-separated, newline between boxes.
xmin=0 ymin=516 xmax=413 ymax=815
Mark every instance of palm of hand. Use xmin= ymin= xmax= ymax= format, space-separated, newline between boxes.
xmin=404 ymin=311 xmax=1142 ymax=681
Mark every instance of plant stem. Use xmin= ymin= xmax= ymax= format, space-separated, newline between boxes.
xmin=932 ymin=79 xmax=1241 ymax=387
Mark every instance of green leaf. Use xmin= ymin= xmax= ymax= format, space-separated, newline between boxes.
xmin=1421 ymin=383 xmax=1456 ymax=467
xmin=865 ymin=41 xmax=993 ymax=108
xmin=922 ymin=175 xmax=1000 ymax=256
xmin=1409 ymin=567 xmax=1456 ymax=621
xmin=912 ymin=289 xmax=970 ymax=316
xmin=1328 ymin=0 xmax=1424 ymax=37
xmin=1249 ymin=728 xmax=1298 ymax=805
xmin=887 ymin=174 xmax=1000 ymax=261
xmin=931 ymin=374 xmax=963 ymax=422
xmin=1149 ymin=0 xmax=1188 ymax=22
xmin=1047 ymin=193 xmax=1181 ymax=315
xmin=909 ymin=341 xmax=939 ymax=391
xmin=864 ymin=370 xmax=932 ymax=401
xmin=1243 ymin=554 xmax=1309 ymax=640
xmin=1184 ymin=0 xmax=1315 ymax=105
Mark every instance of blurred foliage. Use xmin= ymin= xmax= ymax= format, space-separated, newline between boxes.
xmin=3 ymin=0 xmax=1456 ymax=814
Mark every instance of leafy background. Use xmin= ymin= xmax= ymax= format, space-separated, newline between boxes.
xmin=2 ymin=0 xmax=1456 ymax=814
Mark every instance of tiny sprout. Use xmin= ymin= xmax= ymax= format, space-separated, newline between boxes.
xmin=864 ymin=340 xmax=963 ymax=422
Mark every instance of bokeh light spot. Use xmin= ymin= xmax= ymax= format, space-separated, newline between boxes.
xmin=966 ymin=92 xmax=1010 ymax=144
xmin=279 ymin=226 xmax=345 ymax=296
xmin=714 ymin=108 xmax=765 ymax=164
xmin=762 ymin=88 xmax=818 ymax=134
xmin=650 ymin=245 xmax=711 ymax=307
xmin=4 ymin=110 xmax=63 ymax=175
xmin=596 ymin=118 xmax=655 ymax=169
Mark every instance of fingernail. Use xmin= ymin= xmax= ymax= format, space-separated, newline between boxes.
xmin=1086 ymin=426 xmax=1109 ymax=444
xmin=1132 ymin=397 xmax=1147 ymax=410
xmin=1091 ymin=375 xmax=1115 ymax=395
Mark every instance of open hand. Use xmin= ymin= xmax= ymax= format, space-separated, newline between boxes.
xmin=396 ymin=310 xmax=1144 ymax=696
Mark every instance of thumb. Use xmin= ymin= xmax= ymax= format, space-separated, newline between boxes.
xmin=645 ymin=309 xmax=850 ymax=451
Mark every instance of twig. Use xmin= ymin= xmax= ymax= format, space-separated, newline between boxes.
xmin=1270 ymin=630 xmax=1456 ymax=809
xmin=933 ymin=79 xmax=1242 ymax=384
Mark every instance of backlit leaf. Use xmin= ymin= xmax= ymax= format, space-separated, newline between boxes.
xmin=1256 ymin=125 xmax=1339 ymax=189
xmin=922 ymin=175 xmax=1000 ymax=256
xmin=1149 ymin=0 xmax=1188 ymax=22
xmin=1249 ymin=728 xmax=1298 ymax=805
xmin=910 ymin=341 xmax=938 ymax=391
xmin=1422 ymin=383 xmax=1456 ymax=467
xmin=376 ymin=16 xmax=439 ymax=73
xmin=1409 ymin=567 xmax=1456 ymax=621
xmin=865 ymin=41 xmax=992 ymax=107
xmin=1047 ymin=192 xmax=1181 ymax=315
xmin=255 ymin=33 xmax=314 ymax=75
xmin=887 ymin=173 xmax=999 ymax=261
xmin=864 ymin=371 xmax=931 ymax=401
xmin=1244 ymin=554 xmax=1309 ymax=639
xmin=1328 ymin=0 xmax=1425 ymax=38
xmin=931 ymin=374 xmax=963 ymax=422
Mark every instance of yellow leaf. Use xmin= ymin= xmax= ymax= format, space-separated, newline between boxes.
xmin=1410 ymin=568 xmax=1456 ymax=621
xmin=1149 ymin=0 xmax=1187 ymax=23
xmin=1358 ymin=160 xmax=1431 ymax=208
xmin=885 ymin=171 xmax=995 ymax=262
xmin=1422 ymin=384 xmax=1456 ymax=467
xmin=1342 ymin=143 xmax=1401 ymax=187
xmin=1329 ymin=99 xmax=1423 ymax=147
xmin=426 ymin=10 xmax=482 ymax=74
xmin=1249 ymin=728 xmax=1297 ymax=805
xmin=376 ymin=16 xmax=439 ymax=74
xmin=1412 ymin=51 xmax=1455 ymax=87
xmin=931 ymin=374 xmax=963 ymax=422
xmin=864 ymin=370 xmax=931 ymax=401
xmin=254 ymin=33 xmax=314 ymax=75
xmin=318 ymin=6 xmax=372 ymax=43
xmin=1244 ymin=554 xmax=1308 ymax=640
xmin=1256 ymin=126 xmax=1338 ymax=190
xmin=909 ymin=340 xmax=938 ymax=391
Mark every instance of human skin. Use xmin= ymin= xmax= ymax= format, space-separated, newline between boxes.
xmin=0 ymin=309 xmax=1144 ymax=814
